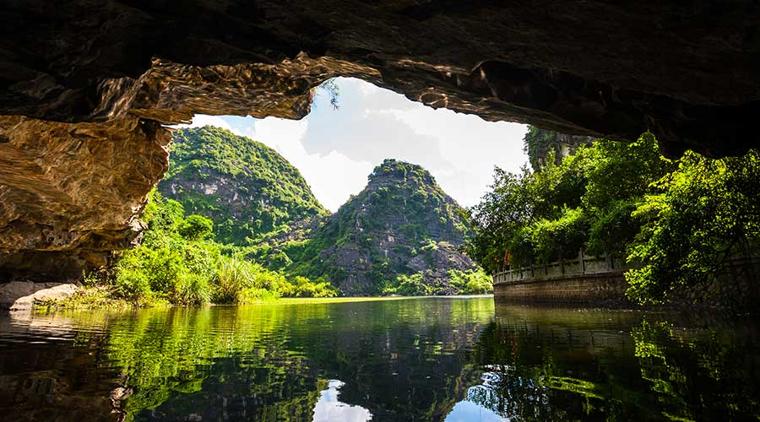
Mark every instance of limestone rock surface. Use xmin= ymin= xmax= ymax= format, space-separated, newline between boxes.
xmin=0 ymin=282 xmax=79 ymax=311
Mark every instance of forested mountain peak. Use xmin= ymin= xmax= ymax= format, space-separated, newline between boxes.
xmin=159 ymin=126 xmax=327 ymax=244
xmin=367 ymin=159 xmax=438 ymax=186
xmin=286 ymin=159 xmax=478 ymax=295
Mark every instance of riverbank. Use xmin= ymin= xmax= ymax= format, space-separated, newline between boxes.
xmin=14 ymin=283 xmax=495 ymax=313
xmin=0 ymin=281 xmax=83 ymax=312
xmin=493 ymin=262 xmax=760 ymax=316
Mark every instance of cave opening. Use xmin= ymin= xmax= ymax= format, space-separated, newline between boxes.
xmin=150 ymin=76 xmax=530 ymax=297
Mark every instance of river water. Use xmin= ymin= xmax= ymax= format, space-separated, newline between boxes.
xmin=0 ymin=296 xmax=758 ymax=421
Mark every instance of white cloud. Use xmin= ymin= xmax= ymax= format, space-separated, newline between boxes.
xmin=250 ymin=117 xmax=374 ymax=212
xmin=377 ymin=106 xmax=528 ymax=207
xmin=300 ymin=77 xmax=528 ymax=208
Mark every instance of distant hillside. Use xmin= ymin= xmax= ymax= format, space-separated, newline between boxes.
xmin=159 ymin=126 xmax=327 ymax=244
xmin=284 ymin=159 xmax=477 ymax=295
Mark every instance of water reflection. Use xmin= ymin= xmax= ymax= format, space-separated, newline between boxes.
xmin=445 ymin=371 xmax=506 ymax=421
xmin=469 ymin=305 xmax=760 ymax=420
xmin=0 ymin=299 xmax=758 ymax=421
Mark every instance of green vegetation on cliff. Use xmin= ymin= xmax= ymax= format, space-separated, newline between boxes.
xmin=160 ymin=127 xmax=327 ymax=244
xmin=252 ymin=159 xmax=488 ymax=296
xmin=469 ymin=129 xmax=760 ymax=304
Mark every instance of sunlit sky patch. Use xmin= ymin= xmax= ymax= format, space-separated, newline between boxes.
xmin=183 ymin=77 xmax=529 ymax=212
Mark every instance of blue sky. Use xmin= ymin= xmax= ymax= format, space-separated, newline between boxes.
xmin=184 ymin=77 xmax=528 ymax=211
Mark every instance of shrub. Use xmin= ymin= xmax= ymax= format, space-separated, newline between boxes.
xmin=448 ymin=269 xmax=493 ymax=294
xmin=106 ymin=188 xmax=341 ymax=306
xmin=237 ymin=287 xmax=280 ymax=303
xmin=528 ymin=207 xmax=588 ymax=263
xmin=587 ymin=199 xmax=640 ymax=256
xmin=171 ymin=272 xmax=212 ymax=305
xmin=213 ymin=256 xmax=264 ymax=303
xmin=625 ymin=150 xmax=760 ymax=304
xmin=113 ymin=265 xmax=152 ymax=302
xmin=384 ymin=272 xmax=431 ymax=296
xmin=178 ymin=215 xmax=214 ymax=240
xmin=280 ymin=276 xmax=338 ymax=298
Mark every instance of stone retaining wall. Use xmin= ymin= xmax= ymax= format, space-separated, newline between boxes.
xmin=494 ymin=272 xmax=630 ymax=306
xmin=494 ymin=257 xmax=760 ymax=310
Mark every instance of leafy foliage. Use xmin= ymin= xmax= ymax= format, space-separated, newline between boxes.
xmin=625 ymin=150 xmax=760 ymax=303
xmin=447 ymin=269 xmax=493 ymax=294
xmin=177 ymin=214 xmax=214 ymax=241
xmin=383 ymin=272 xmax=432 ymax=296
xmin=469 ymin=133 xmax=671 ymax=273
xmin=471 ymin=128 xmax=760 ymax=304
xmin=380 ymin=268 xmax=492 ymax=296
xmin=108 ymin=191 xmax=336 ymax=305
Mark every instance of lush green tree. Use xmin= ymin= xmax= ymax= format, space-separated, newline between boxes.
xmin=581 ymin=133 xmax=674 ymax=255
xmin=447 ymin=269 xmax=493 ymax=294
xmin=580 ymin=133 xmax=672 ymax=211
xmin=178 ymin=214 xmax=214 ymax=241
xmin=625 ymin=150 xmax=760 ymax=303
xmin=472 ymin=126 xmax=760 ymax=306
xmin=468 ymin=148 xmax=589 ymax=271
xmin=469 ymin=133 xmax=671 ymax=273
xmin=586 ymin=199 xmax=640 ymax=256
xmin=466 ymin=167 xmax=533 ymax=273
xmin=524 ymin=206 xmax=588 ymax=265
xmin=384 ymin=272 xmax=432 ymax=296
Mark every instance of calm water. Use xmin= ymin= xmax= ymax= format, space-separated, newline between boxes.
xmin=0 ymin=297 xmax=758 ymax=421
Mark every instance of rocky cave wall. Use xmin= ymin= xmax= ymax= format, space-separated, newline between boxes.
xmin=1 ymin=1 xmax=759 ymax=280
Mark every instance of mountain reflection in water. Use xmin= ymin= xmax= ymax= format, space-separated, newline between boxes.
xmin=0 ymin=297 xmax=758 ymax=421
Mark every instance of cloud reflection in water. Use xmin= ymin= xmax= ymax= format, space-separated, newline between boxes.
xmin=312 ymin=380 xmax=373 ymax=422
